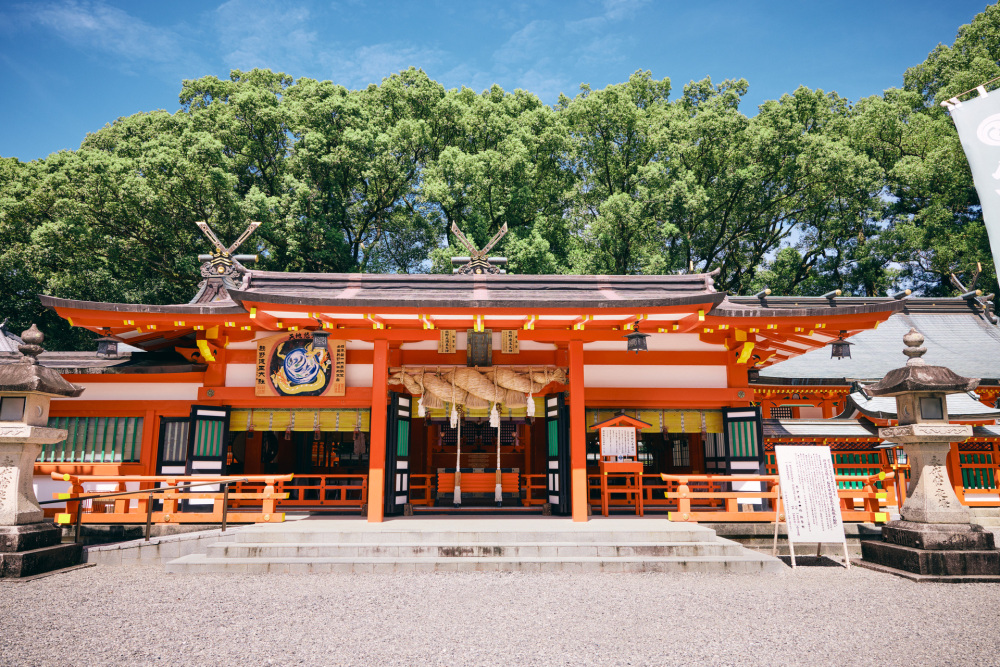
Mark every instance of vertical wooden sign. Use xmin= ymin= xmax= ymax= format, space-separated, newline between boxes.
xmin=501 ymin=330 xmax=519 ymax=354
xmin=438 ymin=330 xmax=457 ymax=354
xmin=331 ymin=340 xmax=347 ymax=396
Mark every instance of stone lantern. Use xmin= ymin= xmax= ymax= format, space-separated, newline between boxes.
xmin=860 ymin=328 xmax=1000 ymax=580
xmin=0 ymin=324 xmax=84 ymax=577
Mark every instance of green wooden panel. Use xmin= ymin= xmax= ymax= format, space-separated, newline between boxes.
xmin=397 ymin=420 xmax=410 ymax=457
xmin=547 ymin=419 xmax=558 ymax=457
xmin=38 ymin=416 xmax=142 ymax=463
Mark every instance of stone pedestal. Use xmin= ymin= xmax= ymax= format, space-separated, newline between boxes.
xmin=0 ymin=523 xmax=81 ymax=577
xmin=860 ymin=425 xmax=1000 ymax=581
xmin=0 ymin=438 xmax=46 ymax=525
xmin=0 ymin=434 xmax=83 ymax=578
xmin=860 ymin=521 xmax=999 ymax=581
xmin=880 ymin=427 xmax=972 ymax=524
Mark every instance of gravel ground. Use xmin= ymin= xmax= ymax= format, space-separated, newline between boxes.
xmin=1 ymin=563 xmax=998 ymax=666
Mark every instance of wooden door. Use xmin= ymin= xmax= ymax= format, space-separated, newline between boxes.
xmin=184 ymin=405 xmax=231 ymax=508
xmin=545 ymin=393 xmax=571 ymax=515
xmin=383 ymin=392 xmax=411 ymax=516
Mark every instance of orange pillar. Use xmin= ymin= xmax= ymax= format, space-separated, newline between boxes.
xmin=569 ymin=339 xmax=588 ymax=522
xmin=367 ymin=338 xmax=389 ymax=522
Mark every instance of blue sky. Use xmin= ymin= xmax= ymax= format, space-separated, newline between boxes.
xmin=0 ymin=0 xmax=993 ymax=161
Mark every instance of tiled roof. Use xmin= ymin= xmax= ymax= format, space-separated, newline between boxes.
xmin=757 ymin=306 xmax=1000 ymax=383
xmin=847 ymin=391 xmax=1000 ymax=420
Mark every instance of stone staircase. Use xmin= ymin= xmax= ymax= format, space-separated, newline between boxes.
xmin=970 ymin=508 xmax=1000 ymax=527
xmin=165 ymin=517 xmax=785 ymax=573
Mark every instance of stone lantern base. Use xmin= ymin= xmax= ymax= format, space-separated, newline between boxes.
xmin=860 ymin=521 xmax=1000 ymax=582
xmin=859 ymin=429 xmax=1000 ymax=581
xmin=0 ymin=523 xmax=81 ymax=578
xmin=0 ymin=435 xmax=82 ymax=578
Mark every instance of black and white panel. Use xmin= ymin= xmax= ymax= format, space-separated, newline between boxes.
xmin=384 ymin=392 xmax=411 ymax=517
xmin=184 ymin=405 xmax=231 ymax=508
xmin=545 ymin=393 xmax=571 ymax=516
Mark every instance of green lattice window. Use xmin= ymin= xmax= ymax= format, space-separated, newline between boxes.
xmin=40 ymin=416 xmax=143 ymax=463
xmin=960 ymin=453 xmax=996 ymax=490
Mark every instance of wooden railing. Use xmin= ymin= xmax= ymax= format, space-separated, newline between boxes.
xmin=956 ymin=448 xmax=1000 ymax=506
xmin=234 ymin=475 xmax=367 ymax=509
xmin=521 ymin=474 xmax=548 ymax=507
xmin=659 ymin=472 xmax=891 ymax=523
xmin=409 ymin=474 xmax=435 ymax=506
xmin=51 ymin=473 xmax=292 ymax=525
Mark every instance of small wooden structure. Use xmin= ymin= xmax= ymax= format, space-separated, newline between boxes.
xmin=592 ymin=413 xmax=650 ymax=516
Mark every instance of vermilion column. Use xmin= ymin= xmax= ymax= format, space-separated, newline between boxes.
xmin=367 ymin=338 xmax=389 ymax=522
xmin=569 ymin=339 xmax=588 ymax=521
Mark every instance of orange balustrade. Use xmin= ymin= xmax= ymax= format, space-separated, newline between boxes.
xmin=235 ymin=475 xmax=367 ymax=510
xmin=660 ymin=472 xmax=892 ymax=523
xmin=51 ymin=473 xmax=292 ymax=525
xmin=408 ymin=474 xmax=436 ymax=506
xmin=521 ymin=474 xmax=547 ymax=507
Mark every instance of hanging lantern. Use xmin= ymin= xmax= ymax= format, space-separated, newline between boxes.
xmin=311 ymin=329 xmax=329 ymax=350
xmin=829 ymin=330 xmax=854 ymax=360
xmin=623 ymin=322 xmax=650 ymax=354
xmin=96 ymin=337 xmax=119 ymax=359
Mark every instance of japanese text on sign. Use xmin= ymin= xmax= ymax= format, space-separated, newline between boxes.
xmin=600 ymin=427 xmax=637 ymax=458
xmin=501 ymin=330 xmax=519 ymax=354
xmin=438 ymin=330 xmax=456 ymax=354
xmin=775 ymin=445 xmax=845 ymax=544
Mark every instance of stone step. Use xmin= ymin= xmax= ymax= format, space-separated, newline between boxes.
xmin=232 ymin=529 xmax=714 ymax=544
xmin=166 ymin=553 xmax=784 ymax=574
xmin=207 ymin=540 xmax=747 ymax=559
xmin=970 ymin=508 xmax=1000 ymax=526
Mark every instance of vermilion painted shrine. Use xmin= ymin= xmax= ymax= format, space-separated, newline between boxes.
xmin=10 ymin=223 xmax=1000 ymax=525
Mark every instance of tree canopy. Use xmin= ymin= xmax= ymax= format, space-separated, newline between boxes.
xmin=2 ymin=7 xmax=998 ymax=349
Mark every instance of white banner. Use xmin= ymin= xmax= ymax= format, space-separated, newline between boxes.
xmin=775 ymin=445 xmax=845 ymax=545
xmin=948 ymin=91 xmax=1000 ymax=280
xmin=600 ymin=427 xmax=636 ymax=458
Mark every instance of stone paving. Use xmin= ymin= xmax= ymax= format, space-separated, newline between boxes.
xmin=1 ymin=560 xmax=996 ymax=666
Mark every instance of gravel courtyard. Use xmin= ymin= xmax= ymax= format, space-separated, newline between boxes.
xmin=1 ymin=563 xmax=997 ymax=666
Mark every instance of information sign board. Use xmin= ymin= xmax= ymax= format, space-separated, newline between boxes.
xmin=600 ymin=427 xmax=637 ymax=458
xmin=774 ymin=445 xmax=849 ymax=568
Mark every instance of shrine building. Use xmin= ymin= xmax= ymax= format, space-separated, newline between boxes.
xmin=27 ymin=221 xmax=928 ymax=523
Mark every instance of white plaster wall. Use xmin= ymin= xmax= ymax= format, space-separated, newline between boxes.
xmin=66 ymin=384 xmax=201 ymax=401
xmin=34 ymin=476 xmax=69 ymax=510
xmin=225 ymin=364 xmax=256 ymax=387
xmin=32 ymin=478 xmax=143 ymax=511
xmin=583 ymin=333 xmax=719 ymax=352
xmin=799 ymin=406 xmax=825 ymax=419
xmin=583 ymin=365 xmax=727 ymax=388
xmin=347 ymin=364 xmax=374 ymax=387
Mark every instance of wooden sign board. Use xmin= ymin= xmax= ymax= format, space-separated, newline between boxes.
xmin=501 ymin=330 xmax=519 ymax=354
xmin=438 ymin=330 xmax=457 ymax=354
xmin=600 ymin=427 xmax=637 ymax=458
xmin=256 ymin=333 xmax=346 ymax=397
xmin=467 ymin=329 xmax=492 ymax=367
xmin=774 ymin=445 xmax=849 ymax=568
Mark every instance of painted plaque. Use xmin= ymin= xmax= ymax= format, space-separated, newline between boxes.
xmin=774 ymin=445 xmax=845 ymax=544
xmin=600 ymin=427 xmax=637 ymax=458
xmin=256 ymin=333 xmax=346 ymax=397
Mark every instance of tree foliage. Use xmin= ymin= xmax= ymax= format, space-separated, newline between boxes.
xmin=3 ymin=6 xmax=999 ymax=349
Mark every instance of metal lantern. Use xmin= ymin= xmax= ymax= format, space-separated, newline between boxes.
xmin=829 ymin=330 xmax=853 ymax=360
xmin=96 ymin=337 xmax=119 ymax=359
xmin=311 ymin=329 xmax=329 ymax=350
xmin=623 ymin=322 xmax=650 ymax=354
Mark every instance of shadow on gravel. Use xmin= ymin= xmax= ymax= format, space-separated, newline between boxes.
xmin=777 ymin=555 xmax=850 ymax=568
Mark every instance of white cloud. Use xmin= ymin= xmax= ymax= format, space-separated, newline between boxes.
xmin=20 ymin=0 xmax=191 ymax=66
xmin=215 ymin=0 xmax=319 ymax=73
xmin=492 ymin=20 xmax=556 ymax=66
xmin=329 ymin=42 xmax=446 ymax=88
